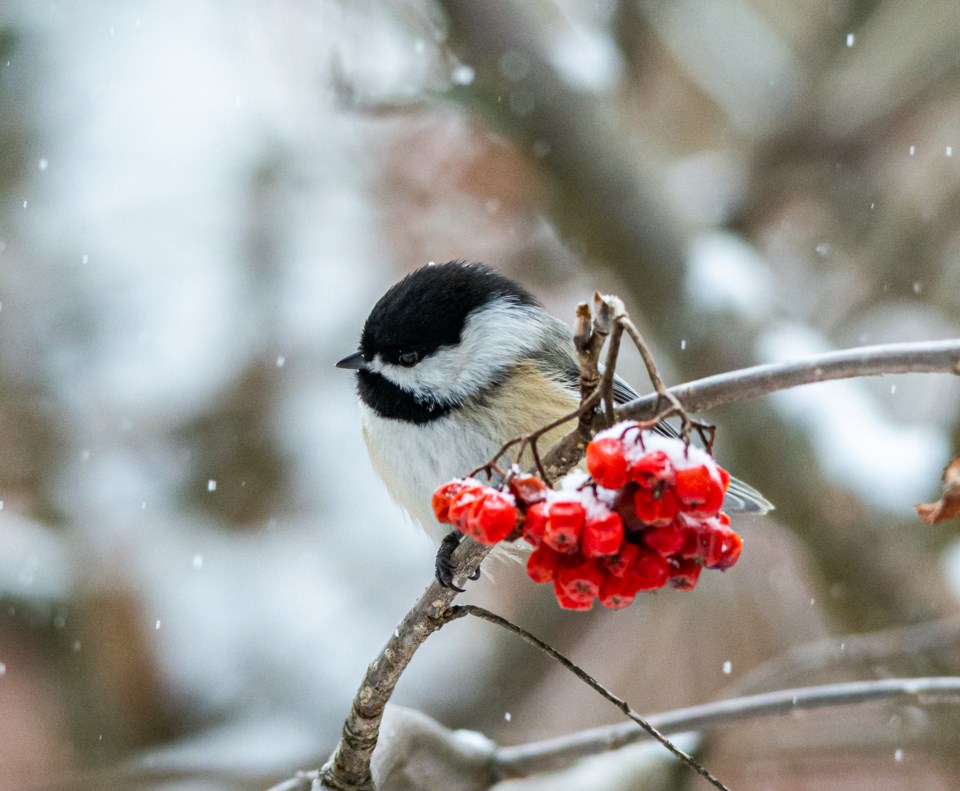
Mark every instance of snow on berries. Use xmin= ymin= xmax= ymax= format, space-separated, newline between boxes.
xmin=430 ymin=422 xmax=743 ymax=611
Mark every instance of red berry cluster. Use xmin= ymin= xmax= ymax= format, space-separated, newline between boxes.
xmin=430 ymin=423 xmax=743 ymax=611
xmin=432 ymin=479 xmax=521 ymax=545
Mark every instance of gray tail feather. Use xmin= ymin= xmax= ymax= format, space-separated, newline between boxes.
xmin=723 ymin=477 xmax=774 ymax=514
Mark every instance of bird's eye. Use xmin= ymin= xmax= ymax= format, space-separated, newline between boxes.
xmin=398 ymin=351 xmax=420 ymax=367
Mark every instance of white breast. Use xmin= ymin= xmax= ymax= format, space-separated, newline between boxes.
xmin=359 ymin=365 xmax=579 ymax=545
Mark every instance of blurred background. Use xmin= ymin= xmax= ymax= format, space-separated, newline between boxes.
xmin=1 ymin=1 xmax=959 ymax=789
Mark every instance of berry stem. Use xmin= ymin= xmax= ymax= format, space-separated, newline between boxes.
xmin=596 ymin=294 xmax=625 ymax=428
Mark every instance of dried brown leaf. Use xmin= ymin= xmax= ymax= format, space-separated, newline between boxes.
xmin=916 ymin=456 xmax=960 ymax=524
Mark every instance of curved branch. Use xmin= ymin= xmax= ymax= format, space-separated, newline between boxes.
xmin=317 ymin=541 xmax=492 ymax=790
xmin=543 ymin=339 xmax=960 ymax=478
xmin=493 ymin=676 xmax=960 ymax=779
xmin=620 ymin=339 xmax=960 ymax=418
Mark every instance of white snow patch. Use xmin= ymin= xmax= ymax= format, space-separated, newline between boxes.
xmin=594 ymin=423 xmax=718 ymax=472
xmin=549 ymin=29 xmax=622 ymax=91
xmin=687 ymin=232 xmax=774 ymax=322
xmin=756 ymin=325 xmax=947 ymax=510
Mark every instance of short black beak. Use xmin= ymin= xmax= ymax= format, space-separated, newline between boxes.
xmin=336 ymin=351 xmax=366 ymax=370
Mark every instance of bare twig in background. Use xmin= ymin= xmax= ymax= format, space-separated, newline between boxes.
xmin=274 ymin=674 xmax=960 ymax=790
xmin=492 ymin=676 xmax=960 ymax=779
xmin=447 ymin=604 xmax=731 ymax=791
xmin=727 ymin=615 xmax=960 ymax=696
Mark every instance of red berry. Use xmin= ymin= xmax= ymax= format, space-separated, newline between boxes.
xmin=702 ymin=520 xmax=743 ymax=570
xmin=553 ymin=582 xmax=594 ymax=611
xmin=669 ymin=558 xmax=702 ymax=590
xmin=555 ymin=556 xmax=604 ymax=602
xmin=633 ymin=485 xmax=679 ymax=527
xmin=431 ymin=480 xmax=464 ymax=523
xmin=509 ymin=474 xmax=548 ymax=508
xmin=675 ymin=465 xmax=724 ymax=517
xmin=526 ymin=544 xmax=561 ymax=583
xmin=586 ymin=437 xmax=629 ymax=489
xmin=543 ymin=500 xmax=586 ymax=553
xmin=462 ymin=490 xmax=518 ymax=545
xmin=522 ymin=501 xmax=549 ymax=548
xmin=642 ymin=521 xmax=686 ymax=556
xmin=602 ymin=541 xmax=639 ymax=577
xmin=629 ymin=450 xmax=675 ymax=488
xmin=631 ymin=548 xmax=671 ymax=590
xmin=599 ymin=573 xmax=640 ymax=609
xmin=447 ymin=480 xmax=486 ymax=530
xmin=677 ymin=522 xmax=703 ymax=560
xmin=581 ymin=510 xmax=624 ymax=558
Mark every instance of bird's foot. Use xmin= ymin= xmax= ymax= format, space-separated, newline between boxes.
xmin=435 ymin=531 xmax=465 ymax=591
xmin=435 ymin=532 xmax=484 ymax=589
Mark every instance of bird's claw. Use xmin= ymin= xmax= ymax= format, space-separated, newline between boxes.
xmin=435 ymin=531 xmax=466 ymax=591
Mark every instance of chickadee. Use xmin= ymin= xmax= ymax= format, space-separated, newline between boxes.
xmin=337 ymin=261 xmax=770 ymax=586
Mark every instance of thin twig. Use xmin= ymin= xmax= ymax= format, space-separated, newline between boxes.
xmin=619 ymin=313 xmax=669 ymax=395
xmin=573 ymin=300 xmax=607 ymax=439
xmin=618 ymin=313 xmax=716 ymax=447
xmin=446 ymin=604 xmax=731 ymax=791
xmin=493 ymin=676 xmax=960 ymax=778
xmin=573 ymin=302 xmax=603 ymax=404
xmin=597 ymin=300 xmax=625 ymax=428
xmin=517 ymin=389 xmax=602 ymax=483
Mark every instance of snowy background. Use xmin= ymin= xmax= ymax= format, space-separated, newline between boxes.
xmin=1 ymin=1 xmax=959 ymax=789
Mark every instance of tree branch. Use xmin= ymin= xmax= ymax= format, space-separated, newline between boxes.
xmin=316 ymin=541 xmax=492 ymax=790
xmin=492 ymin=676 xmax=960 ymax=779
xmin=542 ymin=339 xmax=960 ymax=479
xmin=621 ymin=339 xmax=960 ymax=418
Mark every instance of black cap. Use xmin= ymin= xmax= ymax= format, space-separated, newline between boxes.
xmin=358 ymin=260 xmax=538 ymax=365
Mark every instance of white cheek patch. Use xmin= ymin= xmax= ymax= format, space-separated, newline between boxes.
xmin=370 ymin=299 xmax=556 ymax=404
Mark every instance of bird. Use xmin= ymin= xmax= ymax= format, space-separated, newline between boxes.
xmin=337 ymin=260 xmax=770 ymax=587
